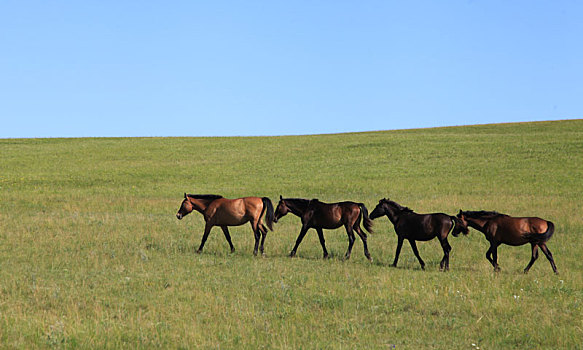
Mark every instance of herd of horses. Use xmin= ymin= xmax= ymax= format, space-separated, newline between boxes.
xmin=176 ymin=193 xmax=558 ymax=274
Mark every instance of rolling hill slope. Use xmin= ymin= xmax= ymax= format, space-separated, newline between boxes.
xmin=1 ymin=120 xmax=582 ymax=348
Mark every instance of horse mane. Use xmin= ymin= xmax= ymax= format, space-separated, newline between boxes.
xmin=187 ymin=194 xmax=223 ymax=201
xmin=463 ymin=210 xmax=508 ymax=218
xmin=384 ymin=198 xmax=414 ymax=213
xmin=284 ymin=198 xmax=311 ymax=206
xmin=281 ymin=198 xmax=313 ymax=212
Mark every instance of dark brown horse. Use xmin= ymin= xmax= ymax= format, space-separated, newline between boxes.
xmin=176 ymin=194 xmax=274 ymax=256
xmin=457 ymin=210 xmax=558 ymax=274
xmin=273 ymin=196 xmax=374 ymax=261
xmin=370 ymin=198 xmax=468 ymax=271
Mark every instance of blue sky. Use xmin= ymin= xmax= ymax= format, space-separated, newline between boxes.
xmin=1 ymin=1 xmax=581 ymax=138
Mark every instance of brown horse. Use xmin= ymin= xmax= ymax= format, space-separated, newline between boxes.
xmin=457 ymin=210 xmax=558 ymax=274
xmin=370 ymin=198 xmax=468 ymax=271
xmin=273 ymin=196 xmax=374 ymax=261
xmin=176 ymin=193 xmax=274 ymax=256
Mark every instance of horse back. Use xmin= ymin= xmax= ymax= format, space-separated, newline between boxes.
xmin=339 ymin=201 xmax=362 ymax=217
xmin=206 ymin=197 xmax=252 ymax=226
xmin=398 ymin=212 xmax=451 ymax=241
xmin=305 ymin=201 xmax=355 ymax=229
xmin=494 ymin=216 xmax=551 ymax=245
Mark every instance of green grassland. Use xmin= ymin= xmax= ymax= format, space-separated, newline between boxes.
xmin=1 ymin=120 xmax=582 ymax=349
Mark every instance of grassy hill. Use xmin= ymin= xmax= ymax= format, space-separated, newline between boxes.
xmin=1 ymin=120 xmax=582 ymax=348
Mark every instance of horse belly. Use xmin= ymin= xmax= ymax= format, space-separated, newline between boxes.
xmin=403 ymin=230 xmax=435 ymax=241
xmin=500 ymin=236 xmax=529 ymax=246
xmin=319 ymin=222 xmax=343 ymax=230
xmin=216 ymin=214 xmax=248 ymax=226
xmin=310 ymin=215 xmax=342 ymax=229
xmin=309 ymin=206 xmax=343 ymax=229
xmin=396 ymin=219 xmax=434 ymax=241
xmin=495 ymin=221 xmax=529 ymax=246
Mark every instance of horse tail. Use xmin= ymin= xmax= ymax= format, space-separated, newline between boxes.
xmin=261 ymin=197 xmax=275 ymax=231
xmin=359 ymin=203 xmax=374 ymax=234
xmin=450 ymin=216 xmax=469 ymax=237
xmin=526 ymin=220 xmax=555 ymax=243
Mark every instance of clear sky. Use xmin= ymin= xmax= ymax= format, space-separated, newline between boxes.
xmin=1 ymin=1 xmax=581 ymax=138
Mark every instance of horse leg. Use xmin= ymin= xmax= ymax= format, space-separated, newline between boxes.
xmin=539 ymin=243 xmax=558 ymax=274
xmin=249 ymin=221 xmax=261 ymax=256
xmin=344 ymin=225 xmax=356 ymax=260
xmin=439 ymin=238 xmax=452 ymax=271
xmin=523 ymin=243 xmax=538 ymax=273
xmin=197 ymin=223 xmax=213 ymax=253
xmin=259 ymin=224 xmax=268 ymax=256
xmin=408 ymin=239 xmax=425 ymax=270
xmin=485 ymin=246 xmax=495 ymax=267
xmin=392 ymin=236 xmax=404 ymax=267
xmin=354 ymin=225 xmax=372 ymax=262
xmin=260 ymin=223 xmax=268 ymax=234
xmin=316 ymin=228 xmax=329 ymax=259
xmin=290 ymin=226 xmax=309 ymax=257
xmin=491 ymin=242 xmax=501 ymax=272
xmin=220 ymin=226 xmax=235 ymax=253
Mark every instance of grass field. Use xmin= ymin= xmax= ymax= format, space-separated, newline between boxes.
xmin=1 ymin=120 xmax=582 ymax=349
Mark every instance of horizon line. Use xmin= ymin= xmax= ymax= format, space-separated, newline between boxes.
xmin=1 ymin=118 xmax=581 ymax=140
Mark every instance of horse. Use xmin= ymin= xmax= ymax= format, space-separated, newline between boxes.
xmin=273 ymin=196 xmax=374 ymax=261
xmin=176 ymin=193 xmax=274 ymax=256
xmin=369 ymin=198 xmax=468 ymax=271
xmin=457 ymin=210 xmax=558 ymax=274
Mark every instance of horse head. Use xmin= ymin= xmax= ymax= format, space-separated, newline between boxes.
xmin=456 ymin=210 xmax=468 ymax=227
xmin=176 ymin=193 xmax=194 ymax=220
xmin=274 ymin=195 xmax=290 ymax=223
xmin=370 ymin=198 xmax=390 ymax=220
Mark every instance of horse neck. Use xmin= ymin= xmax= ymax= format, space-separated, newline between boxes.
xmin=466 ymin=217 xmax=489 ymax=232
xmin=189 ymin=198 xmax=212 ymax=214
xmin=286 ymin=199 xmax=309 ymax=217
xmin=384 ymin=205 xmax=403 ymax=225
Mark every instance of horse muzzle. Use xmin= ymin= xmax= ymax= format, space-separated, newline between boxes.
xmin=176 ymin=213 xmax=183 ymax=220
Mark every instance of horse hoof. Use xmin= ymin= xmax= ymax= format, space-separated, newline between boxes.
xmin=230 ymin=248 xmax=235 ymax=253
xmin=289 ymin=252 xmax=296 ymax=258
xmin=196 ymin=249 xmax=202 ymax=254
xmin=323 ymin=254 xmax=329 ymax=259
xmin=368 ymin=257 xmax=373 ymax=263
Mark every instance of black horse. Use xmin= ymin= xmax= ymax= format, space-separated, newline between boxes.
xmin=273 ymin=196 xmax=374 ymax=261
xmin=370 ymin=198 xmax=468 ymax=270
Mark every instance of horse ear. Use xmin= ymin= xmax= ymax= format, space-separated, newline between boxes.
xmin=280 ymin=195 xmax=283 ymax=200
xmin=184 ymin=193 xmax=187 ymax=199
